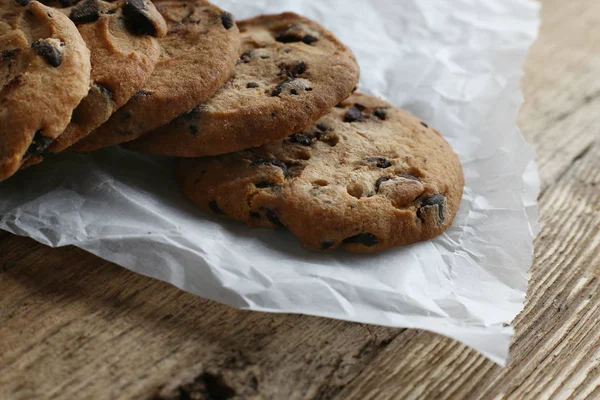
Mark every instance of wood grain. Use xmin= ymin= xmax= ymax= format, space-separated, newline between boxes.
xmin=1 ymin=0 xmax=599 ymax=398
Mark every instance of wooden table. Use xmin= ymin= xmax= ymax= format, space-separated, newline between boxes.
xmin=1 ymin=0 xmax=599 ymax=398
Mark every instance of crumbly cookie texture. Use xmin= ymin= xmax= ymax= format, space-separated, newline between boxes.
xmin=43 ymin=0 xmax=167 ymax=153
xmin=123 ymin=12 xmax=360 ymax=157
xmin=177 ymin=93 xmax=464 ymax=253
xmin=0 ymin=0 xmax=91 ymax=181
xmin=71 ymin=0 xmax=241 ymax=152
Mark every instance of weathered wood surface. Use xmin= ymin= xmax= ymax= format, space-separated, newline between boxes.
xmin=1 ymin=0 xmax=599 ymax=398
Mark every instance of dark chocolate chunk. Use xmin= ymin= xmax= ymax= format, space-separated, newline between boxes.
xmin=420 ymin=121 xmax=429 ymax=128
xmin=271 ymin=81 xmax=288 ymax=97
xmin=31 ymin=40 xmax=62 ymax=67
xmin=302 ymin=34 xmax=319 ymax=44
xmin=251 ymin=159 xmax=288 ymax=176
xmin=373 ymin=109 xmax=387 ymax=120
xmin=417 ymin=194 xmax=446 ymax=223
xmin=246 ymin=82 xmax=259 ymax=88
xmin=239 ymin=50 xmax=253 ymax=63
xmin=289 ymin=133 xmax=313 ymax=146
xmin=25 ymin=130 xmax=53 ymax=156
xmin=275 ymin=25 xmax=319 ymax=45
xmin=188 ymin=125 xmax=198 ymax=135
xmin=1 ymin=49 xmax=20 ymax=61
xmin=343 ymin=107 xmax=365 ymax=123
xmin=278 ymin=61 xmax=306 ymax=79
xmin=209 ymin=200 xmax=224 ymax=215
xmin=69 ymin=0 xmax=100 ymax=23
xmin=316 ymin=123 xmax=328 ymax=132
xmin=255 ymin=181 xmax=271 ymax=188
xmin=343 ymin=233 xmax=379 ymax=247
xmin=15 ymin=0 xmax=30 ymax=6
xmin=320 ymin=241 xmax=335 ymax=250
xmin=135 ymin=89 xmax=152 ymax=97
xmin=94 ymin=83 xmax=112 ymax=100
xmin=123 ymin=0 xmax=157 ymax=36
xmin=220 ymin=12 xmax=234 ymax=29
xmin=266 ymin=210 xmax=284 ymax=228
xmin=363 ymin=157 xmax=391 ymax=168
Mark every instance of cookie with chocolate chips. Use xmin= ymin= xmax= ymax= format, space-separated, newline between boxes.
xmin=176 ymin=93 xmax=464 ymax=253
xmin=37 ymin=0 xmax=167 ymax=153
xmin=71 ymin=0 xmax=241 ymax=152
xmin=0 ymin=0 xmax=91 ymax=181
xmin=122 ymin=12 xmax=360 ymax=157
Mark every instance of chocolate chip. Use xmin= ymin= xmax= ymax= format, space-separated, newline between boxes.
xmin=1 ymin=49 xmax=20 ymax=61
xmin=31 ymin=40 xmax=62 ymax=67
xmin=266 ymin=209 xmax=284 ymax=228
xmin=246 ymin=82 xmax=259 ymax=88
xmin=289 ymin=133 xmax=313 ymax=146
xmin=94 ymin=83 xmax=112 ymax=100
xmin=320 ymin=241 xmax=335 ymax=250
xmin=123 ymin=0 xmax=157 ymax=36
xmin=209 ymin=200 xmax=224 ymax=215
xmin=135 ymin=89 xmax=152 ymax=97
xmin=343 ymin=233 xmax=379 ymax=247
xmin=275 ymin=25 xmax=319 ymax=45
xmin=189 ymin=125 xmax=198 ymax=135
xmin=344 ymin=107 xmax=365 ymax=123
xmin=220 ymin=12 xmax=234 ymax=29
xmin=302 ymin=35 xmax=318 ymax=44
xmin=271 ymin=81 xmax=289 ymax=97
xmin=251 ymin=159 xmax=288 ymax=176
xmin=69 ymin=0 xmax=100 ymax=23
xmin=278 ymin=61 xmax=307 ymax=79
xmin=373 ymin=109 xmax=387 ymax=120
xmin=363 ymin=157 xmax=391 ymax=168
xmin=239 ymin=50 xmax=252 ymax=63
xmin=420 ymin=121 xmax=429 ymax=128
xmin=15 ymin=0 xmax=30 ymax=6
xmin=255 ymin=181 xmax=271 ymax=188
xmin=417 ymin=194 xmax=446 ymax=223
xmin=316 ymin=123 xmax=328 ymax=132
xmin=25 ymin=130 xmax=53 ymax=156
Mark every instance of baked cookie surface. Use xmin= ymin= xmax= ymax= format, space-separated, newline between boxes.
xmin=124 ymin=12 xmax=360 ymax=157
xmin=44 ymin=0 xmax=167 ymax=152
xmin=177 ymin=93 xmax=464 ymax=253
xmin=0 ymin=0 xmax=91 ymax=181
xmin=71 ymin=0 xmax=241 ymax=152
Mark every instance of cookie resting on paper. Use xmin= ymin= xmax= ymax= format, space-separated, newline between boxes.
xmin=176 ymin=93 xmax=464 ymax=253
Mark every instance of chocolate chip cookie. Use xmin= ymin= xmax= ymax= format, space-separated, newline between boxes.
xmin=71 ymin=0 xmax=241 ymax=152
xmin=38 ymin=0 xmax=167 ymax=153
xmin=177 ymin=93 xmax=464 ymax=253
xmin=123 ymin=12 xmax=360 ymax=157
xmin=0 ymin=0 xmax=91 ymax=181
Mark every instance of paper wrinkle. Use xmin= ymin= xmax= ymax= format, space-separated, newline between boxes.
xmin=0 ymin=0 xmax=540 ymax=365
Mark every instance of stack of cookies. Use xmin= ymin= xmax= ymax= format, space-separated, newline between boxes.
xmin=1 ymin=0 xmax=464 ymax=253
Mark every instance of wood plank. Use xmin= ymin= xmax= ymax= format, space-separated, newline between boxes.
xmin=518 ymin=0 xmax=600 ymax=192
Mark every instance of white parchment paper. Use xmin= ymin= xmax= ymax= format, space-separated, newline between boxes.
xmin=0 ymin=0 xmax=540 ymax=365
